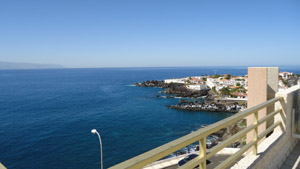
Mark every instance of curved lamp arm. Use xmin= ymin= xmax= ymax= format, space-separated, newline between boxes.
xmin=91 ymin=129 xmax=103 ymax=169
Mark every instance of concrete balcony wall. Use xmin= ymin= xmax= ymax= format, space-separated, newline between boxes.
xmin=232 ymin=85 xmax=300 ymax=169
xmin=247 ymin=67 xmax=278 ymax=144
xmin=0 ymin=163 xmax=6 ymax=169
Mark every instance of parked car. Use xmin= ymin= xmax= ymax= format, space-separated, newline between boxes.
xmin=177 ymin=154 xmax=211 ymax=168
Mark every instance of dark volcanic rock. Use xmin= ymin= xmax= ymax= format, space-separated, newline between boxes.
xmin=287 ymin=76 xmax=299 ymax=87
xmin=134 ymin=80 xmax=172 ymax=88
xmin=167 ymin=101 xmax=244 ymax=113
xmin=206 ymin=90 xmax=217 ymax=101
xmin=203 ymin=119 xmax=246 ymax=148
xmin=134 ymin=80 xmax=209 ymax=97
xmin=164 ymin=85 xmax=210 ymax=98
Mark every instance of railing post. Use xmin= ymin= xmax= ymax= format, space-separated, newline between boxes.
xmin=199 ymin=137 xmax=206 ymax=169
xmin=253 ymin=111 xmax=258 ymax=155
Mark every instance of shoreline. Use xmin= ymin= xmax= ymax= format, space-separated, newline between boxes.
xmin=135 ymin=80 xmax=210 ymax=98
xmin=167 ymin=100 xmax=245 ymax=113
xmin=134 ymin=80 xmax=246 ymax=113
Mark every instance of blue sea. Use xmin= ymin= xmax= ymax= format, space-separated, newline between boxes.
xmin=0 ymin=66 xmax=299 ymax=169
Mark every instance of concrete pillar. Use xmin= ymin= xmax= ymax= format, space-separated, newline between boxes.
xmin=247 ymin=67 xmax=279 ymax=144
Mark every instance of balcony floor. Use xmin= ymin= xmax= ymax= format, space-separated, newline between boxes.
xmin=281 ymin=142 xmax=300 ymax=169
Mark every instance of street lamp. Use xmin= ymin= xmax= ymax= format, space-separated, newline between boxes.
xmin=91 ymin=129 xmax=103 ymax=169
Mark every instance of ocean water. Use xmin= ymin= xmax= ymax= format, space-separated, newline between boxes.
xmin=0 ymin=66 xmax=299 ymax=169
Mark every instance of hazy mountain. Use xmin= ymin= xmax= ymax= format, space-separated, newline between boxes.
xmin=0 ymin=61 xmax=64 ymax=70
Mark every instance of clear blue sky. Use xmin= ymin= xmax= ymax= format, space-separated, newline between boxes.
xmin=0 ymin=0 xmax=299 ymax=68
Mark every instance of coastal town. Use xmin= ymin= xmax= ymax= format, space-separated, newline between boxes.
xmin=135 ymin=71 xmax=300 ymax=113
xmin=164 ymin=71 xmax=300 ymax=101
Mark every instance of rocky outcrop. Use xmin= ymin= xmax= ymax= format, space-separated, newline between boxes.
xmin=214 ymin=119 xmax=246 ymax=147
xmin=203 ymin=119 xmax=246 ymax=148
xmin=206 ymin=90 xmax=217 ymax=101
xmin=167 ymin=100 xmax=245 ymax=113
xmin=164 ymin=85 xmax=210 ymax=98
xmin=287 ymin=76 xmax=299 ymax=87
xmin=156 ymin=95 xmax=175 ymax=99
xmin=134 ymin=80 xmax=171 ymax=88
xmin=135 ymin=80 xmax=210 ymax=98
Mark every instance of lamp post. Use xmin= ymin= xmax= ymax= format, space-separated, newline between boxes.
xmin=91 ymin=129 xmax=103 ymax=169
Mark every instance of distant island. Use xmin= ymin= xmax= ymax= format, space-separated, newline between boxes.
xmin=0 ymin=61 xmax=64 ymax=70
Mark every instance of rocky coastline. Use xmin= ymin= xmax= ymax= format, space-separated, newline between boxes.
xmin=207 ymin=118 xmax=246 ymax=147
xmin=134 ymin=80 xmax=171 ymax=88
xmin=167 ymin=100 xmax=245 ymax=113
xmin=134 ymin=80 xmax=245 ymax=113
xmin=173 ymin=119 xmax=246 ymax=156
xmin=134 ymin=79 xmax=247 ymax=153
xmin=134 ymin=80 xmax=210 ymax=98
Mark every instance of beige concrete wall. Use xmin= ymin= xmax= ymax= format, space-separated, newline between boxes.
xmin=247 ymin=67 xmax=278 ymax=144
xmin=232 ymin=85 xmax=300 ymax=169
xmin=0 ymin=163 xmax=7 ymax=169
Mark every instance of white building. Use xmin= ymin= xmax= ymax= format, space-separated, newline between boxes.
xmin=279 ymin=72 xmax=293 ymax=79
xmin=186 ymin=84 xmax=207 ymax=90
xmin=190 ymin=77 xmax=204 ymax=84
xmin=164 ymin=78 xmax=186 ymax=84
xmin=279 ymin=80 xmax=285 ymax=87
xmin=206 ymin=78 xmax=219 ymax=88
xmin=219 ymin=79 xmax=235 ymax=86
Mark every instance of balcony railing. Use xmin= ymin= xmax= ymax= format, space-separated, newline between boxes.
xmin=109 ymin=97 xmax=283 ymax=169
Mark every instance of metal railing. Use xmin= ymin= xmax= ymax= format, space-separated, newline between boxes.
xmin=109 ymin=97 xmax=284 ymax=169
